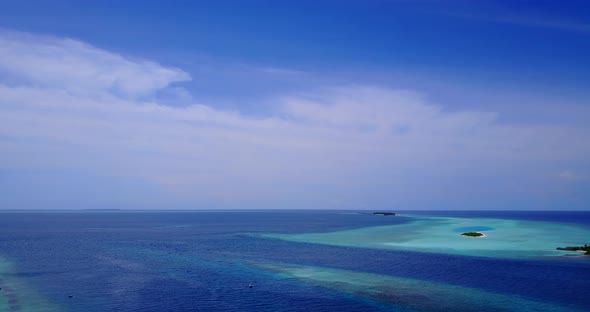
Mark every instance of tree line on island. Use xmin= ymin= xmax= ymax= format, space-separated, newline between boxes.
xmin=461 ymin=232 xmax=484 ymax=237
xmin=556 ymin=244 xmax=590 ymax=255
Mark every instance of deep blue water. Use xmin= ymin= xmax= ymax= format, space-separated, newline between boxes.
xmin=0 ymin=210 xmax=589 ymax=311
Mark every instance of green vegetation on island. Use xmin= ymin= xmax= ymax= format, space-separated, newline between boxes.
xmin=461 ymin=232 xmax=484 ymax=237
xmin=556 ymin=244 xmax=590 ymax=255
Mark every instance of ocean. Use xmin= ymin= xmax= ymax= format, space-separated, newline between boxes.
xmin=0 ymin=210 xmax=589 ymax=311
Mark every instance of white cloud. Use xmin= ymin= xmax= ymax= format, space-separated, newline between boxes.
xmin=0 ymin=31 xmax=589 ymax=209
xmin=0 ymin=30 xmax=190 ymax=98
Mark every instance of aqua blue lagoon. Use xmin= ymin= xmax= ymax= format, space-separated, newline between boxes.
xmin=0 ymin=210 xmax=589 ymax=311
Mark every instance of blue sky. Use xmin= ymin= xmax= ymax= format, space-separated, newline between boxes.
xmin=0 ymin=0 xmax=589 ymax=210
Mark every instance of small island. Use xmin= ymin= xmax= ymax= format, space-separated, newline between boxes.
xmin=372 ymin=212 xmax=396 ymax=216
xmin=461 ymin=232 xmax=485 ymax=237
xmin=556 ymin=244 xmax=590 ymax=255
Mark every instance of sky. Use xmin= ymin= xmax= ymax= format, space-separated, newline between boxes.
xmin=0 ymin=0 xmax=589 ymax=210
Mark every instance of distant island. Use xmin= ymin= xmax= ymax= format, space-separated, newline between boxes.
xmin=82 ymin=209 xmax=122 ymax=211
xmin=556 ymin=245 xmax=590 ymax=255
xmin=461 ymin=232 xmax=485 ymax=237
xmin=372 ymin=212 xmax=396 ymax=216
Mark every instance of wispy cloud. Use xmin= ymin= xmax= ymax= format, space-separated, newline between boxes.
xmin=257 ymin=67 xmax=305 ymax=76
xmin=558 ymin=170 xmax=586 ymax=182
xmin=449 ymin=12 xmax=590 ymax=34
xmin=0 ymin=31 xmax=589 ymax=209
xmin=0 ymin=30 xmax=190 ymax=98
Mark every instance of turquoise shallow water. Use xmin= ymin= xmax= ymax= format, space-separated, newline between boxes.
xmin=0 ymin=257 xmax=60 ymax=312
xmin=452 ymin=226 xmax=495 ymax=233
xmin=264 ymin=215 xmax=590 ymax=258
xmin=256 ymin=263 xmax=585 ymax=312
xmin=0 ymin=211 xmax=589 ymax=311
